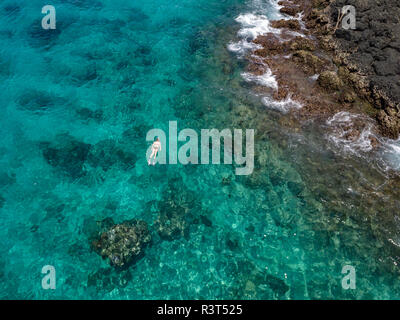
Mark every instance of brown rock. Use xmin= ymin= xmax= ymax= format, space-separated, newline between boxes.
xmin=377 ymin=109 xmax=400 ymax=139
xmin=92 ymin=219 xmax=151 ymax=268
xmin=317 ymin=71 xmax=343 ymax=91
xmin=273 ymin=87 xmax=289 ymax=100
xmin=292 ymin=50 xmax=327 ymax=74
xmin=339 ymin=91 xmax=356 ymax=103
xmin=271 ymin=19 xmax=301 ymax=31
xmin=254 ymin=35 xmax=285 ymax=56
xmin=289 ymin=37 xmax=316 ymax=52
xmin=280 ymin=6 xmax=300 ymax=17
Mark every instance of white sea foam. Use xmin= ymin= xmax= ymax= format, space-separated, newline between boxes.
xmin=262 ymin=95 xmax=302 ymax=113
xmin=228 ymin=12 xmax=283 ymax=57
xmin=326 ymin=111 xmax=400 ymax=173
xmin=241 ymin=68 xmax=278 ymax=90
xmin=380 ymin=139 xmax=400 ymax=171
xmin=229 ymin=1 xmax=306 ymax=112
xmin=228 ymin=13 xmax=281 ymax=56
xmin=326 ymin=111 xmax=376 ymax=154
xmin=227 ymin=39 xmax=261 ymax=55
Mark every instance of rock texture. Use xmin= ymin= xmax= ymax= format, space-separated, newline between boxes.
xmin=154 ymin=177 xmax=200 ymax=240
xmin=92 ymin=219 xmax=151 ymax=268
xmin=248 ymin=0 xmax=400 ymax=140
xmin=307 ymin=0 xmax=400 ymax=138
xmin=41 ymin=134 xmax=91 ymax=179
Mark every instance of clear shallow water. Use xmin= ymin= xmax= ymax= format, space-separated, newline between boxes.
xmin=0 ymin=0 xmax=400 ymax=299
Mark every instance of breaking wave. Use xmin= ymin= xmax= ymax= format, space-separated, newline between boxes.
xmin=325 ymin=111 xmax=400 ymax=173
xmin=262 ymin=95 xmax=302 ymax=113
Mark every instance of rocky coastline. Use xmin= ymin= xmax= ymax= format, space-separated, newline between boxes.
xmin=247 ymin=0 xmax=400 ymax=142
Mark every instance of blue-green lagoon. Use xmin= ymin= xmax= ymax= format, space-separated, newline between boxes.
xmin=0 ymin=0 xmax=400 ymax=299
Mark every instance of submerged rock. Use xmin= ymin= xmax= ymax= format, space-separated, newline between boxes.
xmin=17 ymin=89 xmax=67 ymax=113
xmin=75 ymin=107 xmax=103 ymax=122
xmin=317 ymin=71 xmax=343 ymax=91
xmin=41 ymin=134 xmax=91 ymax=179
xmin=87 ymin=267 xmax=132 ymax=293
xmin=155 ymin=177 xmax=200 ymax=240
xmin=377 ymin=109 xmax=400 ymax=139
xmin=87 ymin=139 xmax=137 ymax=171
xmin=280 ymin=5 xmax=301 ymax=17
xmin=92 ymin=219 xmax=151 ymax=268
xmin=292 ymin=50 xmax=327 ymax=75
xmin=0 ymin=172 xmax=16 ymax=187
xmin=226 ymin=259 xmax=290 ymax=299
xmin=28 ymin=21 xmax=61 ymax=48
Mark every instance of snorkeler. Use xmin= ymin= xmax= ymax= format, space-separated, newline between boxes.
xmin=148 ymin=137 xmax=161 ymax=165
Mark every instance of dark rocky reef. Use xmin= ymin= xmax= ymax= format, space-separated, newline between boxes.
xmin=87 ymin=139 xmax=137 ymax=171
xmin=307 ymin=0 xmax=400 ymax=138
xmin=92 ymin=219 xmax=151 ymax=268
xmin=17 ymin=89 xmax=68 ymax=113
xmin=75 ymin=107 xmax=103 ymax=122
xmin=40 ymin=134 xmax=91 ymax=179
xmin=0 ymin=172 xmax=16 ymax=187
xmin=155 ymin=177 xmax=201 ymax=240
xmin=248 ymin=0 xmax=399 ymax=147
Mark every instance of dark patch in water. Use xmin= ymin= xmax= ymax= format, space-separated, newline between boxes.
xmin=0 ymin=30 xmax=14 ymax=39
xmin=265 ymin=274 xmax=290 ymax=297
xmin=75 ymin=107 xmax=103 ymax=122
xmin=188 ymin=31 xmax=209 ymax=54
xmin=40 ymin=134 xmax=91 ymax=179
xmin=269 ymin=172 xmax=284 ymax=187
xmin=0 ymin=57 xmax=11 ymax=76
xmin=82 ymin=216 xmax=115 ymax=242
xmin=0 ymin=172 xmax=16 ymax=187
xmin=87 ymin=139 xmax=137 ymax=171
xmin=27 ymin=20 xmax=62 ymax=49
xmin=67 ymin=242 xmax=87 ymax=257
xmin=0 ymin=195 xmax=4 ymax=208
xmin=30 ymin=225 xmax=39 ymax=233
xmin=200 ymin=215 xmax=212 ymax=227
xmin=44 ymin=203 xmax=65 ymax=222
xmin=71 ymin=63 xmax=98 ymax=84
xmin=17 ymin=89 xmax=67 ymax=113
xmin=126 ymin=8 xmax=149 ymax=25
xmin=167 ymin=17 xmax=188 ymax=29
xmin=155 ymin=176 xmax=201 ymax=241
xmin=135 ymin=45 xmax=151 ymax=56
xmin=3 ymin=4 xmax=20 ymax=16
xmin=122 ymin=123 xmax=152 ymax=142
xmin=287 ymin=181 xmax=304 ymax=196
xmin=226 ymin=233 xmax=240 ymax=251
xmin=245 ymin=224 xmax=255 ymax=232
xmin=227 ymin=260 xmax=290 ymax=298
xmin=27 ymin=13 xmax=77 ymax=49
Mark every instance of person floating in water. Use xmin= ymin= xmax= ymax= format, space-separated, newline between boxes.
xmin=148 ymin=137 xmax=161 ymax=165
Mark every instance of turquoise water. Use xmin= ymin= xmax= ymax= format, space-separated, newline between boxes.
xmin=0 ymin=0 xmax=400 ymax=299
